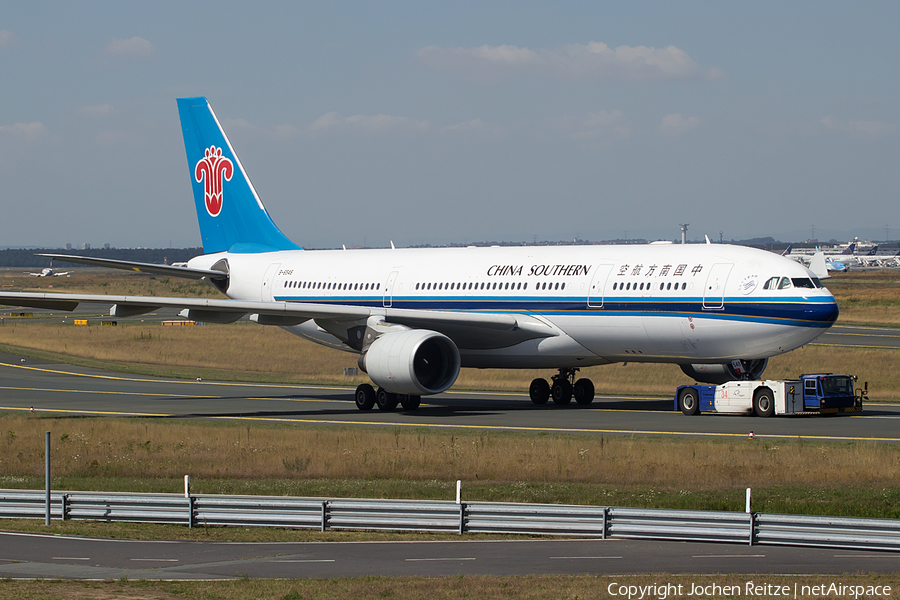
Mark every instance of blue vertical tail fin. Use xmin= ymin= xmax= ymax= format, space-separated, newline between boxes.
xmin=177 ymin=97 xmax=301 ymax=254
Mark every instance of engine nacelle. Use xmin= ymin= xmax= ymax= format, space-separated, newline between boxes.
xmin=680 ymin=358 xmax=768 ymax=385
xmin=360 ymin=329 xmax=461 ymax=396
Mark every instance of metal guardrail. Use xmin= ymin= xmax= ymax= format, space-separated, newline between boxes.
xmin=1 ymin=489 xmax=898 ymax=551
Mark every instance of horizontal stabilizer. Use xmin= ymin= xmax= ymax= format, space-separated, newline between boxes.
xmin=38 ymin=254 xmax=226 ymax=281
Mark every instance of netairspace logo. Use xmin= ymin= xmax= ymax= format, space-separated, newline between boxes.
xmin=606 ymin=580 xmax=893 ymax=599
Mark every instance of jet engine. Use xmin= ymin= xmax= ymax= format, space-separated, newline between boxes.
xmin=679 ymin=359 xmax=768 ymax=385
xmin=359 ymin=329 xmax=461 ymax=396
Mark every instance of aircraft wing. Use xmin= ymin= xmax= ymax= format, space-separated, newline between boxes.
xmin=0 ymin=292 xmax=557 ymax=348
xmin=37 ymin=254 xmax=224 ymax=281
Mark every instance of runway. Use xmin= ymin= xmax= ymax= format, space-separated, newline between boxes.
xmin=2 ymin=532 xmax=897 ymax=580
xmin=1 ymin=351 xmax=898 ymax=442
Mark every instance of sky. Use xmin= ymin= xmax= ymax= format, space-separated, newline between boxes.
xmin=1 ymin=1 xmax=898 ymax=249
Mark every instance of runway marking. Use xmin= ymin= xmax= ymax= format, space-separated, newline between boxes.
xmin=270 ymin=559 xmax=336 ymax=563
xmin=52 ymin=557 xmax=90 ymax=561
xmin=4 ymin=404 xmax=896 ymax=443
xmin=0 ymin=361 xmax=354 ymax=392
xmin=130 ymin=558 xmax=178 ymax=562
xmin=0 ymin=406 xmax=170 ymax=418
xmin=833 ymin=554 xmax=897 ymax=558
xmin=0 ymin=385 xmax=219 ymax=400
xmin=692 ymin=554 xmax=765 ymax=558
xmin=406 ymin=557 xmax=476 ymax=562
xmin=811 ymin=343 xmax=900 ymax=350
xmin=550 ymin=556 xmax=622 ymax=560
xmin=207 ymin=415 xmax=900 ymax=443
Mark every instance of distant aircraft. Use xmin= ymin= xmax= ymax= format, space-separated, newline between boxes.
xmin=0 ymin=97 xmax=839 ymax=411
xmin=26 ymin=268 xmax=70 ymax=277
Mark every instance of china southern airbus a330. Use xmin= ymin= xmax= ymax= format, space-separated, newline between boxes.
xmin=0 ymin=97 xmax=839 ymax=411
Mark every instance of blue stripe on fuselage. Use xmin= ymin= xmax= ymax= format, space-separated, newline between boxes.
xmin=271 ymin=294 xmax=839 ymax=328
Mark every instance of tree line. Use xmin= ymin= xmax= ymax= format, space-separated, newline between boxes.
xmin=0 ymin=248 xmax=204 ymax=268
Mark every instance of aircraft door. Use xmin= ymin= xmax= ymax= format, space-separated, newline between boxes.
xmin=383 ymin=271 xmax=399 ymax=308
xmin=261 ymin=263 xmax=281 ymax=301
xmin=587 ymin=264 xmax=614 ymax=308
xmin=702 ymin=263 xmax=733 ymax=310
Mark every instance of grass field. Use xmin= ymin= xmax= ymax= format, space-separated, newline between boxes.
xmin=5 ymin=574 xmax=899 ymax=600
xmin=2 ymin=413 xmax=899 ymax=521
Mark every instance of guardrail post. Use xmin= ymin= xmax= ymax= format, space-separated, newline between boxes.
xmin=749 ymin=512 xmax=755 ymax=546
xmin=61 ymin=494 xmax=68 ymax=521
xmin=459 ymin=502 xmax=466 ymax=535
xmin=601 ymin=507 xmax=608 ymax=539
xmin=321 ymin=500 xmax=328 ymax=532
xmin=187 ymin=495 xmax=194 ymax=529
xmin=45 ymin=431 xmax=51 ymax=526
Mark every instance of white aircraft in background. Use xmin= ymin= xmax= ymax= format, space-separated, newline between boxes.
xmin=0 ymin=97 xmax=839 ymax=412
xmin=26 ymin=268 xmax=70 ymax=277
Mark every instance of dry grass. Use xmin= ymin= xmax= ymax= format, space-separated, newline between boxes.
xmin=2 ymin=575 xmax=899 ymax=600
xmin=3 ymin=414 xmax=898 ymax=492
xmin=0 ymin=574 xmax=893 ymax=600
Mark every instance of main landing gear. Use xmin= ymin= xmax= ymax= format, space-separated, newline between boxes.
xmin=529 ymin=368 xmax=595 ymax=406
xmin=355 ymin=383 xmax=421 ymax=412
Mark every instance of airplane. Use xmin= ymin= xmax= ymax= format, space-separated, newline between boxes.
xmin=26 ymin=268 xmax=70 ymax=277
xmin=0 ymin=97 xmax=840 ymax=412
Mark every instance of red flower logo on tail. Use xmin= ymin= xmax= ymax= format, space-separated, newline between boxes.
xmin=195 ymin=146 xmax=233 ymax=217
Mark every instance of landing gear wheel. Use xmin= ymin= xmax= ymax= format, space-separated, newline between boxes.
xmin=551 ymin=380 xmax=573 ymax=405
xmin=573 ymin=378 xmax=595 ymax=405
xmin=529 ymin=378 xmax=550 ymax=405
xmin=355 ymin=384 xmax=375 ymax=411
xmin=754 ymin=388 xmax=774 ymax=418
xmin=400 ymin=395 xmax=421 ymax=411
xmin=678 ymin=387 xmax=699 ymax=415
xmin=376 ymin=388 xmax=399 ymax=411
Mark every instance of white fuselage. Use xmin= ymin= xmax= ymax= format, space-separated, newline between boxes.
xmin=189 ymin=243 xmax=838 ymax=370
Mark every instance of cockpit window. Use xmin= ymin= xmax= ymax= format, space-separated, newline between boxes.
xmin=764 ymin=276 xmax=780 ymax=290
xmin=777 ymin=277 xmax=792 ymax=290
xmin=791 ymin=278 xmax=817 ymax=289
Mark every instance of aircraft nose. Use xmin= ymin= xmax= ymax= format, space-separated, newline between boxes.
xmin=809 ymin=296 xmax=840 ymax=326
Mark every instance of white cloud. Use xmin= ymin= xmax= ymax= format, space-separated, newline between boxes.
xmin=310 ymin=112 xmax=430 ymax=133
xmin=79 ymin=104 xmax=114 ymax=117
xmin=418 ymin=42 xmax=722 ymax=81
xmin=820 ymin=115 xmax=896 ymax=139
xmin=221 ymin=118 xmax=253 ymax=132
xmin=441 ymin=119 xmax=485 ymax=133
xmin=106 ymin=36 xmax=156 ymax=58
xmin=549 ymin=110 xmax=628 ymax=140
xmin=0 ymin=30 xmax=16 ymax=47
xmin=0 ymin=121 xmax=48 ymax=141
xmin=659 ymin=113 xmax=700 ymax=136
